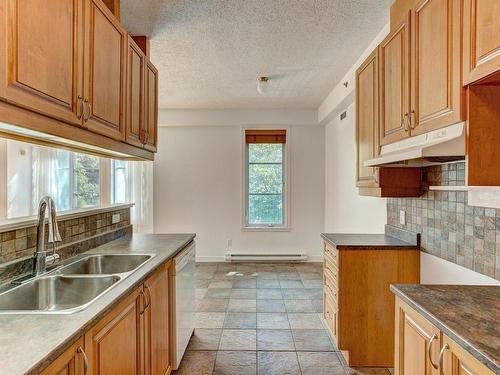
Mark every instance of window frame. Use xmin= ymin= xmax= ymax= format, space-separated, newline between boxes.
xmin=111 ymin=159 xmax=130 ymax=204
xmin=241 ymin=128 xmax=290 ymax=231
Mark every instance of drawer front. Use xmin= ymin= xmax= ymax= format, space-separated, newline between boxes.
xmin=324 ymin=275 xmax=339 ymax=308
xmin=324 ymin=243 xmax=339 ymax=267
xmin=324 ymin=265 xmax=338 ymax=291
xmin=324 ymin=291 xmax=338 ymax=344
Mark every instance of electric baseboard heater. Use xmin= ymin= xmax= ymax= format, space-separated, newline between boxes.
xmin=224 ymin=252 xmax=308 ymax=262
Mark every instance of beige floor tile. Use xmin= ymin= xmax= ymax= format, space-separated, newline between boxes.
xmin=205 ymin=288 xmax=232 ymax=299
xmin=257 ymin=313 xmax=290 ymax=329
xmin=213 ymin=351 xmax=256 ymax=375
xmin=195 ymin=312 xmax=226 ymax=328
xmin=297 ymin=352 xmax=345 ymax=375
xmin=257 ymin=288 xmax=283 ymax=300
xmin=208 ymin=280 xmax=233 ymax=289
xmin=230 ymin=288 xmax=257 ymax=299
xmin=284 ymin=299 xmax=315 ymax=313
xmin=347 ymin=368 xmax=393 ymax=374
xmin=279 ymin=280 xmax=305 ymax=288
xmin=173 ymin=350 xmax=216 ymax=375
xmin=197 ymin=298 xmax=229 ymax=312
xmin=219 ymin=329 xmax=257 ymax=351
xmin=257 ymin=351 xmax=301 ymax=375
xmin=292 ymin=329 xmax=335 ymax=351
xmin=278 ymin=272 xmax=301 ymax=280
xmin=232 ymin=279 xmax=257 ymax=289
xmin=302 ymin=279 xmax=323 ymax=288
xmin=287 ymin=313 xmax=324 ymax=329
xmin=257 ymin=329 xmax=295 ymax=351
xmin=256 ymin=299 xmax=286 ymax=313
xmin=223 ymin=312 xmax=257 ymax=329
xmin=227 ymin=298 xmax=256 ymax=312
xmin=187 ymin=329 xmax=222 ymax=351
xmin=256 ymin=279 xmax=280 ymax=288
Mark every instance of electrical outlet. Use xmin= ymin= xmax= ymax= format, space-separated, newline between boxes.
xmin=399 ymin=210 xmax=406 ymax=225
xmin=112 ymin=214 xmax=121 ymax=224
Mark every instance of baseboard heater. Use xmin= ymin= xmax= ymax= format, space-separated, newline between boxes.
xmin=224 ymin=252 xmax=308 ymax=262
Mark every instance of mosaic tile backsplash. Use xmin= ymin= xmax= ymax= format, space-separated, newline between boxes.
xmin=0 ymin=207 xmax=131 ymax=284
xmin=387 ymin=162 xmax=500 ymax=280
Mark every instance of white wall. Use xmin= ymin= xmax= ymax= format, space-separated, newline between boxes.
xmin=324 ymin=103 xmax=387 ymax=232
xmin=153 ymin=119 xmax=325 ymax=261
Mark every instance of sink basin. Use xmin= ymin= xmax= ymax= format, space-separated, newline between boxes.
xmin=0 ymin=275 xmax=120 ymax=313
xmin=59 ymin=254 xmax=152 ymax=275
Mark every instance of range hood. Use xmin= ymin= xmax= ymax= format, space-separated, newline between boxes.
xmin=365 ymin=122 xmax=466 ymax=167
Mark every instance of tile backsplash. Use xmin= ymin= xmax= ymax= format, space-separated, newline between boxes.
xmin=387 ymin=162 xmax=499 ymax=280
xmin=0 ymin=207 xmax=132 ymax=284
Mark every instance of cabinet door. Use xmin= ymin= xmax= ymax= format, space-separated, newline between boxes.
xmin=463 ymin=0 xmax=500 ymax=84
xmin=379 ymin=13 xmax=411 ymax=145
xmin=395 ymin=298 xmax=440 ymax=375
xmin=144 ymin=262 xmax=171 ymax=375
xmin=41 ymin=338 xmax=85 ymax=375
xmin=356 ymin=49 xmax=380 ymax=188
xmin=410 ymin=0 xmax=463 ymax=136
xmin=441 ymin=335 xmax=495 ymax=375
xmin=144 ymin=61 xmax=158 ymax=152
xmin=126 ymin=36 xmax=146 ymax=147
xmin=83 ymin=0 xmax=126 ymax=140
xmin=84 ymin=289 xmax=143 ymax=375
xmin=0 ymin=0 xmax=84 ymax=126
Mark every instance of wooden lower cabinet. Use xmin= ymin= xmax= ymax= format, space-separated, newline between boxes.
xmin=323 ymin=241 xmax=420 ymax=367
xmin=41 ymin=338 xmax=85 ymax=375
xmin=44 ymin=260 xmax=173 ymax=375
xmin=143 ymin=261 xmax=172 ymax=375
xmin=84 ymin=289 xmax=143 ymax=375
xmin=395 ymin=297 xmax=494 ymax=375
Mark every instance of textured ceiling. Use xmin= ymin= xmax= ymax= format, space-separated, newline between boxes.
xmin=121 ymin=0 xmax=391 ymax=109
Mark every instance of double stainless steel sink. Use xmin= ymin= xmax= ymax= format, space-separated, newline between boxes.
xmin=0 ymin=254 xmax=154 ymax=314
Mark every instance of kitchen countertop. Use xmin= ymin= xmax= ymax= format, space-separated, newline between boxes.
xmin=0 ymin=233 xmax=196 ymax=375
xmin=321 ymin=233 xmax=418 ymax=249
xmin=391 ymin=284 xmax=500 ymax=373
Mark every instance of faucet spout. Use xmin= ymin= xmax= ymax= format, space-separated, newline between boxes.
xmin=33 ymin=196 xmax=62 ymax=276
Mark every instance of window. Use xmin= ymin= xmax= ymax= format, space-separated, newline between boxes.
xmin=55 ymin=150 xmax=101 ymax=210
xmin=111 ymin=160 xmax=129 ymax=203
xmin=244 ymin=129 xmax=287 ymax=228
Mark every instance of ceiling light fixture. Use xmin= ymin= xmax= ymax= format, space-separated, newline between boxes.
xmin=257 ymin=76 xmax=270 ymax=96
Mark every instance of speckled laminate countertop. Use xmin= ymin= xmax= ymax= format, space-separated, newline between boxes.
xmin=391 ymin=284 xmax=500 ymax=373
xmin=321 ymin=233 xmax=418 ymax=249
xmin=0 ymin=233 xmax=195 ymax=375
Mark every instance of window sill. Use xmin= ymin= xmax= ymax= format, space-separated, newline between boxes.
xmin=241 ymin=226 xmax=291 ymax=232
xmin=0 ymin=203 xmax=134 ymax=232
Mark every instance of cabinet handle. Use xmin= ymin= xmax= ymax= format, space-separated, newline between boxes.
xmin=403 ymin=113 xmax=410 ymax=132
xmin=374 ymin=168 xmax=379 ymax=184
xmin=400 ymin=115 xmax=406 ymax=131
xmin=438 ymin=343 xmax=450 ymax=370
xmin=144 ymin=285 xmax=151 ymax=310
xmin=83 ymin=99 xmax=91 ymax=122
xmin=143 ymin=130 xmax=149 ymax=145
xmin=409 ymin=110 xmax=415 ymax=129
xmin=77 ymin=96 xmax=84 ymax=120
xmin=77 ymin=346 xmax=89 ymax=374
xmin=428 ymin=334 xmax=439 ymax=369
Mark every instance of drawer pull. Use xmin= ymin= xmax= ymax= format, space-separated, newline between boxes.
xmin=438 ymin=343 xmax=449 ymax=370
xmin=428 ymin=334 xmax=439 ymax=369
xmin=77 ymin=347 xmax=89 ymax=374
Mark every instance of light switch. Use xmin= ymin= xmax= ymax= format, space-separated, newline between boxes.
xmin=399 ymin=210 xmax=406 ymax=225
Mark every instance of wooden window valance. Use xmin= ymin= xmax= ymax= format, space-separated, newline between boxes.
xmin=245 ymin=129 xmax=286 ymax=144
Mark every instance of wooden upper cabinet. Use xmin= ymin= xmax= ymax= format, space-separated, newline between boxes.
xmin=83 ymin=0 xmax=126 ymax=141
xmin=126 ymin=37 xmax=146 ymax=147
xmin=144 ymin=61 xmax=158 ymax=152
xmin=41 ymin=337 xmax=85 ymax=375
xmin=379 ymin=13 xmax=411 ymax=146
xmin=463 ymin=0 xmax=500 ymax=84
xmin=356 ymin=49 xmax=380 ymax=188
xmin=84 ymin=289 xmax=143 ymax=375
xmin=143 ymin=262 xmax=171 ymax=375
xmin=410 ymin=0 xmax=463 ymax=135
xmin=0 ymin=0 xmax=84 ymax=126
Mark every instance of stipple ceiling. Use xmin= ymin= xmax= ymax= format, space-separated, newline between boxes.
xmin=121 ymin=0 xmax=391 ymax=109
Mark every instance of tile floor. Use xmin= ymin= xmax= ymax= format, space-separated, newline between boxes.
xmin=173 ymin=262 xmax=394 ymax=375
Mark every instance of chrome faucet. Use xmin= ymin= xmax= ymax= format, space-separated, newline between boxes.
xmin=33 ymin=196 xmax=62 ymax=276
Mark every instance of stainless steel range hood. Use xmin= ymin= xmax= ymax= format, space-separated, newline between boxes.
xmin=364 ymin=122 xmax=466 ymax=167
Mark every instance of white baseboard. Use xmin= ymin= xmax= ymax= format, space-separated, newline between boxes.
xmin=196 ymin=254 xmax=323 ymax=263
